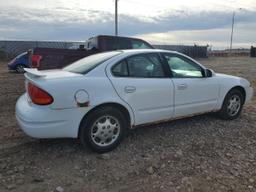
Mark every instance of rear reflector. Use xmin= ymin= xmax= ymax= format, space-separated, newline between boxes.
xmin=28 ymin=83 xmax=53 ymax=105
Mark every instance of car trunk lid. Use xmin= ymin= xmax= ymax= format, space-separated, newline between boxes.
xmin=24 ymin=68 xmax=82 ymax=80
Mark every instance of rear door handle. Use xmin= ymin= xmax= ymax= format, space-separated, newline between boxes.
xmin=124 ymin=86 xmax=136 ymax=93
xmin=177 ymin=84 xmax=188 ymax=90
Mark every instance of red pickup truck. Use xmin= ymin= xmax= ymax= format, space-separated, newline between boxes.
xmin=30 ymin=35 xmax=153 ymax=70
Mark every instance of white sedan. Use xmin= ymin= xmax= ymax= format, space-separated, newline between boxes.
xmin=16 ymin=49 xmax=253 ymax=153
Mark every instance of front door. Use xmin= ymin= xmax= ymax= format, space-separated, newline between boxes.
xmin=162 ymin=53 xmax=219 ymax=117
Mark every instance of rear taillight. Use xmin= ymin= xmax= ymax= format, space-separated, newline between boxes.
xmin=31 ymin=55 xmax=42 ymax=68
xmin=28 ymin=83 xmax=53 ymax=105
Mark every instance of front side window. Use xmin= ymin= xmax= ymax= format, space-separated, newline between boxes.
xmin=163 ymin=54 xmax=203 ymax=78
xmin=111 ymin=54 xmax=165 ymax=78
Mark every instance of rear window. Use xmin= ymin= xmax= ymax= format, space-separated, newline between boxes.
xmin=63 ymin=51 xmax=122 ymax=74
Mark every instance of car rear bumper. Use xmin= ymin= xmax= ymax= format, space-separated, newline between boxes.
xmin=15 ymin=94 xmax=89 ymax=138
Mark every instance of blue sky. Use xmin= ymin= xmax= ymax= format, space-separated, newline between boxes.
xmin=0 ymin=0 xmax=255 ymax=49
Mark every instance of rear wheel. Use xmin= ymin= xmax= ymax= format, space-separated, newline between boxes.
xmin=15 ymin=64 xmax=25 ymax=73
xmin=79 ymin=106 xmax=128 ymax=153
xmin=218 ymin=89 xmax=244 ymax=120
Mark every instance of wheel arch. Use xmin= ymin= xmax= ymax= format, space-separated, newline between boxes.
xmin=78 ymin=102 xmax=133 ymax=138
xmin=228 ymin=86 xmax=246 ymax=104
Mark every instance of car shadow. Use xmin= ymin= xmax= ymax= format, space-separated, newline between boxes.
xmin=1 ymin=113 xmax=222 ymax=157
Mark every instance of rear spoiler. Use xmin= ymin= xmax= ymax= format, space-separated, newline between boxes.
xmin=24 ymin=68 xmax=46 ymax=78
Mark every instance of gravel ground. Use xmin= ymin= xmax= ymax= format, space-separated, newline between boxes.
xmin=0 ymin=57 xmax=255 ymax=192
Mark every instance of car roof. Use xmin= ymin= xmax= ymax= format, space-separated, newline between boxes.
xmin=120 ymin=49 xmax=178 ymax=54
xmin=101 ymin=49 xmax=205 ymax=70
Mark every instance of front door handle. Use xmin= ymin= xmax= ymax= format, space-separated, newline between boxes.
xmin=177 ymin=84 xmax=188 ymax=90
xmin=124 ymin=86 xmax=136 ymax=93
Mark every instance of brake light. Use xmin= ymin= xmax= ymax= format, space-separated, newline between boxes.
xmin=31 ymin=55 xmax=42 ymax=68
xmin=28 ymin=83 xmax=53 ymax=105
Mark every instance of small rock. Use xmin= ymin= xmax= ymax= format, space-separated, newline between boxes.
xmin=0 ymin=163 xmax=7 ymax=169
xmin=16 ymin=179 xmax=24 ymax=185
xmin=74 ymin=165 xmax=80 ymax=170
xmin=18 ymin=165 xmax=25 ymax=172
xmin=114 ymin=176 xmax=120 ymax=181
xmin=225 ymin=153 xmax=232 ymax=158
xmin=55 ymin=186 xmax=64 ymax=192
xmin=97 ymin=154 xmax=110 ymax=160
xmin=152 ymin=162 xmax=160 ymax=169
xmin=206 ymin=176 xmax=211 ymax=181
xmin=248 ymin=185 xmax=253 ymax=189
xmin=134 ymin=170 xmax=139 ymax=176
xmin=7 ymin=170 xmax=14 ymax=175
xmin=160 ymin=164 xmax=166 ymax=169
xmin=249 ymin=178 xmax=254 ymax=183
xmin=33 ymin=177 xmax=44 ymax=183
xmin=160 ymin=154 xmax=165 ymax=160
xmin=176 ymin=149 xmax=183 ymax=156
xmin=6 ymin=184 xmax=16 ymax=190
xmin=147 ymin=166 xmax=154 ymax=175
xmin=176 ymin=186 xmax=181 ymax=189
xmin=220 ymin=161 xmax=231 ymax=166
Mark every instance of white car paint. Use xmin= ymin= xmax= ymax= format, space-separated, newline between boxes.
xmin=172 ymin=77 xmax=220 ymax=117
xmin=106 ymin=75 xmax=175 ymax=125
xmin=16 ymin=49 xmax=253 ymax=139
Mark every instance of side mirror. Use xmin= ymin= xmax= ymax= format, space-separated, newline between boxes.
xmin=205 ymin=68 xmax=215 ymax=77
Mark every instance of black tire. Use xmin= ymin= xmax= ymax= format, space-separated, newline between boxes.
xmin=218 ymin=89 xmax=244 ymax=120
xmin=15 ymin=64 xmax=25 ymax=73
xmin=79 ymin=106 xmax=128 ymax=153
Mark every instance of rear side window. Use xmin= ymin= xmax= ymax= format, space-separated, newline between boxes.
xmin=112 ymin=61 xmax=128 ymax=77
xmin=63 ymin=51 xmax=121 ymax=74
xmin=112 ymin=54 xmax=165 ymax=78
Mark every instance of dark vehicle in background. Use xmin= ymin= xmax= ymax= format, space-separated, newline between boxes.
xmin=250 ymin=46 xmax=256 ymax=57
xmin=8 ymin=52 xmax=30 ymax=73
xmin=31 ymin=35 xmax=153 ymax=70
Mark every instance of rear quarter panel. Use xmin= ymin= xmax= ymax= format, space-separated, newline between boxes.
xmin=25 ymin=68 xmax=135 ymax=126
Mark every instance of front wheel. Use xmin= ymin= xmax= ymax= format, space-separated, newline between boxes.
xmin=79 ymin=106 xmax=128 ymax=153
xmin=218 ymin=89 xmax=244 ymax=120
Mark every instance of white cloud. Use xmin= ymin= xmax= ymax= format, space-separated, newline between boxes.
xmin=136 ymin=22 xmax=256 ymax=49
xmin=0 ymin=0 xmax=255 ymax=48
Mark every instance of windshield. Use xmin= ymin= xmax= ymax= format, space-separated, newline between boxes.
xmin=63 ymin=51 xmax=122 ymax=74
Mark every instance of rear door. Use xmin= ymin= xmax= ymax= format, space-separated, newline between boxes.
xmin=106 ymin=53 xmax=175 ymax=125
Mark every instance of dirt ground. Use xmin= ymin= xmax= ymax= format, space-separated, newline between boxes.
xmin=0 ymin=57 xmax=255 ymax=192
